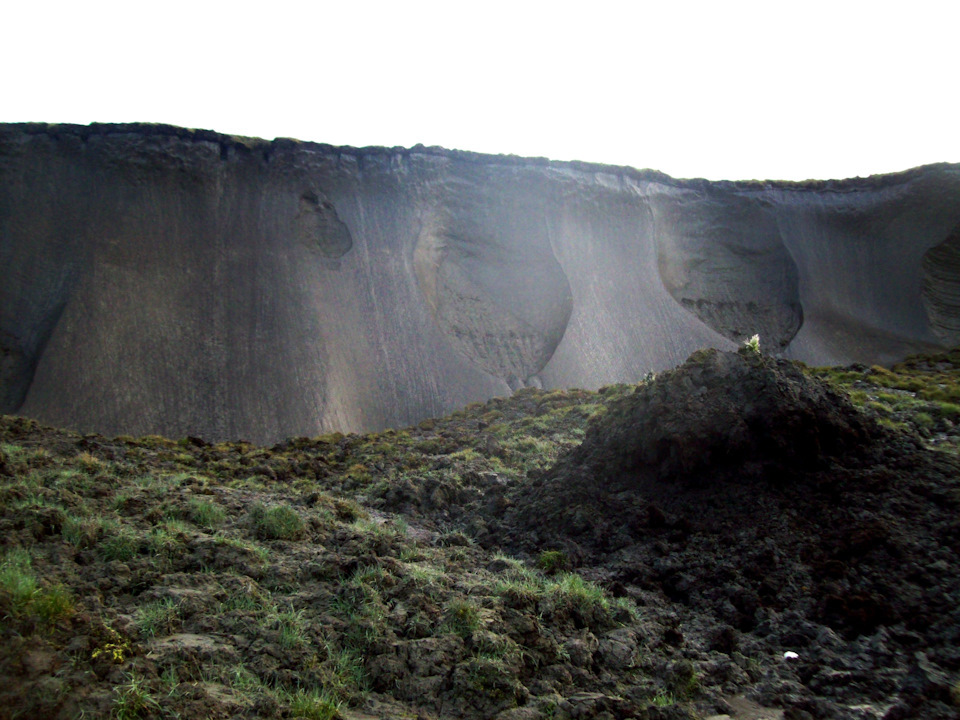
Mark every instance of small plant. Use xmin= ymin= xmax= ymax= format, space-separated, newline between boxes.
xmin=536 ymin=550 xmax=569 ymax=574
xmin=112 ymin=672 xmax=161 ymax=719
xmin=32 ymin=584 xmax=75 ymax=625
xmin=250 ymin=503 xmax=305 ymax=540
xmin=444 ymin=600 xmax=481 ymax=637
xmin=135 ymin=598 xmax=181 ymax=638
xmin=188 ymin=498 xmax=227 ymax=529
xmin=287 ymin=687 xmax=341 ymax=720
xmin=651 ymin=690 xmax=677 ymax=707
xmin=743 ymin=334 xmax=761 ymax=354
xmin=93 ymin=625 xmax=132 ymax=665
xmin=0 ymin=548 xmax=37 ymax=613
xmin=666 ymin=659 xmax=700 ymax=700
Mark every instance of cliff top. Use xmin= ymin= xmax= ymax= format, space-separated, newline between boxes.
xmin=2 ymin=121 xmax=955 ymax=192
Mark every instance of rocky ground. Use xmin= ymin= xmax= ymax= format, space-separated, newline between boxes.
xmin=2 ymin=347 xmax=959 ymax=719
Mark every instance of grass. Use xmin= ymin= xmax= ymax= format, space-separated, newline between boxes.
xmin=274 ymin=609 xmax=308 ymax=650
xmin=62 ymin=513 xmax=108 ymax=548
xmin=651 ymin=691 xmax=678 ymax=707
xmin=286 ymin=687 xmax=341 ymax=720
xmin=6 ymin=350 xmax=913 ymax=718
xmin=536 ymin=550 xmax=569 ymax=574
xmin=187 ymin=497 xmax=226 ymax=529
xmin=212 ymin=533 xmax=269 ymax=562
xmin=444 ymin=600 xmax=482 ymax=637
xmin=31 ymin=584 xmax=74 ymax=625
xmin=250 ymin=503 xmax=305 ymax=540
xmin=135 ymin=598 xmax=181 ymax=638
xmin=112 ymin=672 xmax=161 ymax=719
xmin=809 ymin=352 xmax=960 ymax=448
xmin=0 ymin=548 xmax=37 ymax=612
xmin=100 ymin=527 xmax=141 ymax=561
xmin=146 ymin=526 xmax=185 ymax=561
xmin=549 ymin=573 xmax=610 ymax=614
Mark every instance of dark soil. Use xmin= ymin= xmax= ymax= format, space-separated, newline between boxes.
xmin=484 ymin=348 xmax=960 ymax=719
xmin=2 ymin=348 xmax=959 ymax=719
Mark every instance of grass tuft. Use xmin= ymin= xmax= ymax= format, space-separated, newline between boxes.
xmin=250 ymin=503 xmax=305 ymax=540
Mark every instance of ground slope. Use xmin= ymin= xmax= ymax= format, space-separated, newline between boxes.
xmin=2 ymin=348 xmax=960 ymax=719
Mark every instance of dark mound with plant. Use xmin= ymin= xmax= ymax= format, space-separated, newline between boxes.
xmin=481 ymin=348 xmax=960 ymax=718
xmin=572 ymin=347 xmax=880 ymax=483
xmin=3 ymin=348 xmax=960 ymax=719
xmin=495 ymin=347 xmax=897 ymax=550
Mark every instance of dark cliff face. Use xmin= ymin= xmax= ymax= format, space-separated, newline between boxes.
xmin=2 ymin=123 xmax=959 ymax=442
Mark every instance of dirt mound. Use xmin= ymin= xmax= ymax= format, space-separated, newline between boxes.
xmin=571 ymin=347 xmax=879 ymax=486
xmin=493 ymin=347 xmax=896 ymax=553
xmin=477 ymin=349 xmax=960 ymax=718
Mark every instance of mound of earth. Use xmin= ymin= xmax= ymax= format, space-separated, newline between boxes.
xmin=480 ymin=348 xmax=960 ymax=718
xmin=574 ymin=347 xmax=879 ymax=483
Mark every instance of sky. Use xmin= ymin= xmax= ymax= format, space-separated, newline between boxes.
xmin=3 ymin=1 xmax=958 ymax=181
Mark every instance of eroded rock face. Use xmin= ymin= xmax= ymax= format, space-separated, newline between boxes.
xmin=650 ymin=189 xmax=803 ymax=349
xmin=1 ymin=123 xmax=959 ymax=441
xmin=294 ymin=191 xmax=353 ymax=258
xmin=414 ymin=179 xmax=572 ymax=389
xmin=922 ymin=221 xmax=960 ymax=345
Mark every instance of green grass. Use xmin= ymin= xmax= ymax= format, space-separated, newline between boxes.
xmin=0 ymin=549 xmax=71 ymax=627
xmin=651 ymin=691 xmax=677 ymax=707
xmin=188 ymin=497 xmax=227 ymax=529
xmin=212 ymin=533 xmax=269 ymax=562
xmin=100 ymin=528 xmax=140 ymax=561
xmin=219 ymin=592 xmax=275 ymax=615
xmin=444 ymin=600 xmax=482 ymax=637
xmin=250 ymin=503 xmax=305 ymax=540
xmin=31 ymin=584 xmax=74 ymax=625
xmin=112 ymin=672 xmax=161 ymax=719
xmin=0 ymin=548 xmax=38 ymax=613
xmin=62 ymin=513 xmax=109 ymax=548
xmin=536 ymin=550 xmax=569 ymax=574
xmin=286 ymin=687 xmax=341 ymax=720
xmin=135 ymin=598 xmax=181 ymax=638
xmin=549 ymin=573 xmax=610 ymax=613
xmin=274 ymin=609 xmax=308 ymax=650
xmin=146 ymin=526 xmax=185 ymax=560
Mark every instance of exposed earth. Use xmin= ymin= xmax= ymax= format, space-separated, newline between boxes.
xmin=2 ymin=346 xmax=960 ymax=719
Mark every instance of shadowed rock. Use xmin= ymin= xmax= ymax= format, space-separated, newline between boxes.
xmin=294 ymin=191 xmax=353 ymax=258
xmin=922 ymin=221 xmax=960 ymax=345
xmin=651 ymin=189 xmax=803 ymax=348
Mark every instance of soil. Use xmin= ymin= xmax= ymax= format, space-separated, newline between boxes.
xmin=1 ymin=348 xmax=959 ymax=719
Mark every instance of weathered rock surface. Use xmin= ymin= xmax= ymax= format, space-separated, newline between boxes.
xmin=2 ymin=123 xmax=959 ymax=441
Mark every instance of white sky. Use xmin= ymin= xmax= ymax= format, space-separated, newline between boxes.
xmin=3 ymin=1 xmax=958 ymax=181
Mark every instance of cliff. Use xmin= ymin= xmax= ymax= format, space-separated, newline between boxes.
xmin=2 ymin=123 xmax=959 ymax=442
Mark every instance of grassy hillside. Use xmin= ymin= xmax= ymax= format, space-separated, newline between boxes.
xmin=2 ymin=349 xmax=960 ymax=719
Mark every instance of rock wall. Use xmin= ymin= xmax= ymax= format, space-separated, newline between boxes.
xmin=2 ymin=123 xmax=959 ymax=442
